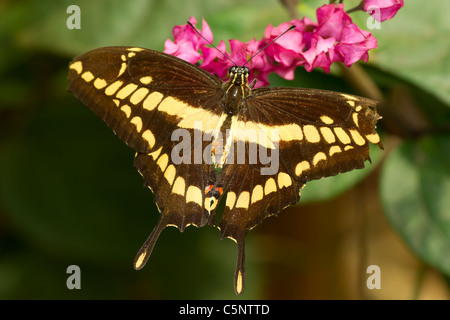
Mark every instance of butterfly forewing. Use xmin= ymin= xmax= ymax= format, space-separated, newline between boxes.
xmin=244 ymin=88 xmax=383 ymax=181
xmin=68 ymin=47 xmax=223 ymax=154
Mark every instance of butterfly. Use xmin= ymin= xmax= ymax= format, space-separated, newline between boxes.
xmin=67 ymin=45 xmax=383 ymax=295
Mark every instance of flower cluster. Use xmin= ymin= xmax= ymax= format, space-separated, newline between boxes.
xmin=164 ymin=1 xmax=403 ymax=88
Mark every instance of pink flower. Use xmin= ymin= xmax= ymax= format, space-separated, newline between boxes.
xmin=335 ymin=23 xmax=377 ymax=66
xmin=164 ymin=6 xmax=382 ymax=87
xmin=301 ymin=34 xmax=337 ymax=72
xmin=229 ymin=39 xmax=272 ymax=87
xmin=315 ymin=3 xmax=352 ymax=40
xmin=364 ymin=0 xmax=404 ymax=22
xmin=164 ymin=17 xmax=213 ymax=64
xmin=200 ymin=37 xmax=274 ymax=87
xmin=295 ymin=4 xmax=365 ymax=73
xmin=164 ymin=39 xmax=203 ymax=64
xmin=200 ymin=40 xmax=232 ymax=79
xmin=299 ymin=4 xmax=376 ymax=72
xmin=263 ymin=21 xmax=305 ymax=80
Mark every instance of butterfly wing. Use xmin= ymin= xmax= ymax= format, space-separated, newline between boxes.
xmin=246 ymin=87 xmax=383 ymax=179
xmin=68 ymin=46 xmax=223 ymax=153
xmin=214 ymin=159 xmax=303 ymax=294
xmin=213 ymin=87 xmax=383 ymax=293
xmin=68 ymin=46 xmax=227 ymax=268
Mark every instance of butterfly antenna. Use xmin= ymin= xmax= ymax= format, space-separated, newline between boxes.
xmin=187 ymin=21 xmax=294 ymax=67
xmin=187 ymin=21 xmax=237 ymax=66
xmin=243 ymin=25 xmax=295 ymax=66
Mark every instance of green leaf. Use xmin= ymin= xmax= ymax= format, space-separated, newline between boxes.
xmin=0 ymin=101 xmax=155 ymax=265
xmin=370 ymin=0 xmax=450 ymax=105
xmin=381 ymin=135 xmax=450 ymax=276
xmin=17 ymin=0 xmax=286 ymax=55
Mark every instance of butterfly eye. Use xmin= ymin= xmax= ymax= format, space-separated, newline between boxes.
xmin=229 ymin=66 xmax=237 ymax=75
xmin=243 ymin=66 xmax=250 ymax=74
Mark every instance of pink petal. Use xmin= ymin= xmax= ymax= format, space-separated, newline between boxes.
xmin=364 ymin=0 xmax=404 ymax=22
xmin=316 ymin=3 xmax=352 ymax=40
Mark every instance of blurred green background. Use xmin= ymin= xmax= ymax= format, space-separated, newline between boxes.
xmin=0 ymin=0 xmax=449 ymax=299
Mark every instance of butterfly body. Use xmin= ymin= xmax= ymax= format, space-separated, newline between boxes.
xmin=68 ymin=46 xmax=382 ymax=295
xmin=222 ymin=66 xmax=249 ymax=116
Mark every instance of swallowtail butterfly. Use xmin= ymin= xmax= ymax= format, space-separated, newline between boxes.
xmin=68 ymin=43 xmax=382 ymax=295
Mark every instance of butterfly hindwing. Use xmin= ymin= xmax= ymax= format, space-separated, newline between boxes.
xmin=133 ymin=139 xmax=219 ymax=230
xmin=133 ymin=149 xmax=218 ymax=270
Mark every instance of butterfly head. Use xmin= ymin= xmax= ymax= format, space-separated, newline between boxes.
xmin=228 ymin=66 xmax=250 ymax=86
